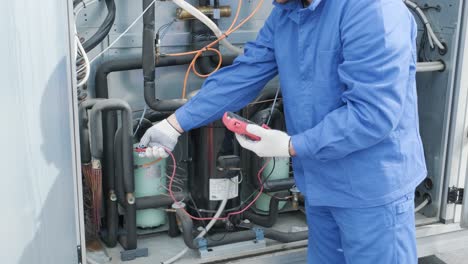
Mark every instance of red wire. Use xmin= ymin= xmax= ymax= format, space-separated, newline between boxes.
xmin=163 ymin=146 xmax=270 ymax=221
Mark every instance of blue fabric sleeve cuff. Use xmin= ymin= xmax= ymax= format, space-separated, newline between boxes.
xmin=291 ymin=134 xmax=310 ymax=159
xmin=175 ymin=107 xmax=193 ymax=132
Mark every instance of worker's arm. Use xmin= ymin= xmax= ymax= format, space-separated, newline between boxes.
xmin=291 ymin=0 xmax=416 ymax=161
xmin=173 ymin=8 xmax=279 ymax=132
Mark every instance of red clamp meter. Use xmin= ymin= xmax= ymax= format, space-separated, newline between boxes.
xmin=222 ymin=112 xmax=269 ymax=141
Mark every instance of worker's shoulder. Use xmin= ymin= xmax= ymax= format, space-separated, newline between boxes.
xmin=337 ymin=0 xmax=411 ymax=25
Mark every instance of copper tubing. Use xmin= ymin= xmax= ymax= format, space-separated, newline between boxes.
xmin=176 ymin=6 xmax=231 ymax=20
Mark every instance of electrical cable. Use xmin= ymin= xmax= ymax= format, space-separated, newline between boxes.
xmin=163 ymin=0 xmax=265 ymax=99
xmin=133 ymin=104 xmax=148 ymax=136
xmin=266 ymin=87 xmax=281 ymax=126
xmin=415 ymin=198 xmax=430 ymax=213
xmin=403 ymin=0 xmax=445 ymax=50
xmin=78 ymin=0 xmax=116 ymax=52
xmin=76 ymin=36 xmax=91 ymax=87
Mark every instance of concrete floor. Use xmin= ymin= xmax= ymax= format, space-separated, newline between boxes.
xmin=94 ymin=212 xmax=468 ymax=264
xmin=227 ymin=248 xmax=468 ymax=264
xmin=103 ymin=211 xmax=308 ymax=264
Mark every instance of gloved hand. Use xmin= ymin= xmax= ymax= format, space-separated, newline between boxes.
xmin=235 ymin=124 xmax=292 ymax=157
xmin=139 ymin=119 xmax=181 ymax=159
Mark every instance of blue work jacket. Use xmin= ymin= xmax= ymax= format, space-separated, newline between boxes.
xmin=176 ymin=0 xmax=427 ymax=207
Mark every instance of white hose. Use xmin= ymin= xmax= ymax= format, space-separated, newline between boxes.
xmin=403 ymin=0 xmax=445 ymax=50
xmin=415 ymin=198 xmax=430 ymax=213
xmin=416 ymin=61 xmax=445 ymax=72
xmin=172 ymin=0 xmax=243 ymax=55
xmin=162 ymin=198 xmax=229 ymax=264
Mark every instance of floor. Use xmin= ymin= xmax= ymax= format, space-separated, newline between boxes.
xmin=91 ymin=212 xmax=468 ymax=264
xmin=102 ymin=212 xmax=308 ymax=264
xmin=227 ymin=249 xmax=468 ymax=264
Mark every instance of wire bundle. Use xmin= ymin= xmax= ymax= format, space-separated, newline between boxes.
xmin=165 ymin=0 xmax=266 ymax=99
xmin=403 ymin=0 xmax=445 ymax=52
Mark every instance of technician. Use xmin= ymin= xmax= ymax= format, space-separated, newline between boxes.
xmin=140 ymin=0 xmax=427 ymax=263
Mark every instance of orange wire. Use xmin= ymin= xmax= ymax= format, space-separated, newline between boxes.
xmin=227 ymin=0 xmax=243 ymax=33
xmin=171 ymin=0 xmax=265 ymax=99
xmin=192 ymin=48 xmax=222 ymax=78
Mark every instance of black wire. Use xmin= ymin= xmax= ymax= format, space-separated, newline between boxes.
xmin=407 ymin=4 xmax=431 ymax=62
xmin=188 ymin=194 xmax=208 ymax=227
xmin=82 ymin=0 xmax=116 ymax=52
xmin=418 ymin=27 xmax=430 ymax=62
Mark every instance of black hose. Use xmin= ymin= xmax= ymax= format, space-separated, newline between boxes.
xmin=113 ymin=128 xmax=125 ymax=204
xmin=168 ymin=210 xmax=181 ymax=237
xmin=262 ymin=178 xmax=296 ymax=192
xmin=175 ymin=208 xmax=308 ymax=249
xmin=82 ymin=0 xmax=116 ymax=52
xmin=242 ymin=193 xmax=287 ymax=228
xmin=90 ymin=99 xmax=136 ymax=249
xmin=89 ymin=99 xmax=134 ymax=193
xmin=135 ymin=194 xmax=186 ymax=210
xmin=78 ymin=99 xmax=104 ymax=163
xmin=143 ymin=0 xmax=192 ymax=112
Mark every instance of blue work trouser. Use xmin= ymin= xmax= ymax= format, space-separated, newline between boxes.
xmin=306 ymin=193 xmax=417 ymax=264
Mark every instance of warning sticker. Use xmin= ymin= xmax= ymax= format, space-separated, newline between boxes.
xmin=209 ymin=177 xmax=239 ymax=201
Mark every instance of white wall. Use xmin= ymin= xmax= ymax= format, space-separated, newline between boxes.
xmin=0 ymin=1 xmax=80 ymax=263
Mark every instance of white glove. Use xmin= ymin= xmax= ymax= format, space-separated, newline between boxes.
xmin=139 ymin=119 xmax=181 ymax=159
xmin=235 ymin=124 xmax=291 ymax=157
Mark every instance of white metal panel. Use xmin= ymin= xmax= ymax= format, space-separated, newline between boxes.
xmin=0 ymin=0 xmax=81 ymax=263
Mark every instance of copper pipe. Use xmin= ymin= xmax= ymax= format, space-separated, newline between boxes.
xmin=176 ymin=6 xmax=231 ymax=20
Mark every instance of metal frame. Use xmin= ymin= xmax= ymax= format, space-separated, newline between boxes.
xmin=66 ymin=0 xmax=87 ymax=262
xmin=441 ymin=0 xmax=468 ymax=225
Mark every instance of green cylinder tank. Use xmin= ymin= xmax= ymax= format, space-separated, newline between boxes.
xmin=133 ymin=144 xmax=167 ymax=228
xmin=255 ymin=157 xmax=289 ymax=213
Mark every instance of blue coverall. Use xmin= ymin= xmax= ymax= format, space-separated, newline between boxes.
xmin=175 ymin=0 xmax=427 ymax=262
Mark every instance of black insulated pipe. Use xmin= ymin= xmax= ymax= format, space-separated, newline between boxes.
xmin=262 ymin=178 xmax=296 ymax=192
xmin=175 ymin=208 xmax=308 ymax=249
xmin=82 ymin=0 xmax=116 ymax=52
xmin=78 ymin=99 xmax=104 ymax=163
xmin=135 ymin=194 xmax=186 ymax=210
xmin=143 ymin=0 xmax=188 ymax=112
xmin=90 ymin=99 xmax=134 ymax=193
xmin=89 ymin=99 xmax=136 ymax=250
xmin=242 ymin=192 xmax=289 ymax=228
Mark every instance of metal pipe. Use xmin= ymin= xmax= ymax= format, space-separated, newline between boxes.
xmin=416 ymin=61 xmax=445 ymax=72
xmin=177 ymin=6 xmax=231 ymax=20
